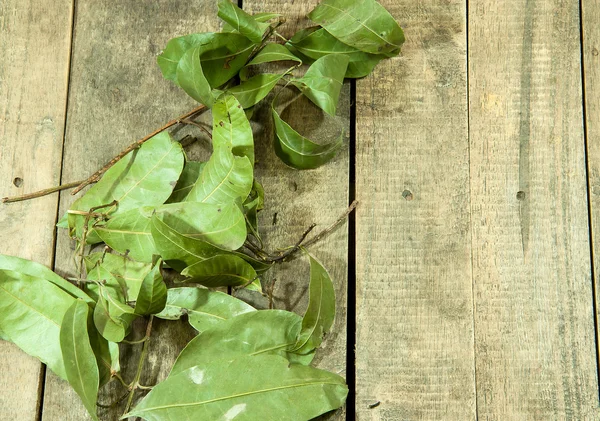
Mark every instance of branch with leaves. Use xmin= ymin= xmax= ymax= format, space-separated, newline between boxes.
xmin=0 ymin=0 xmax=403 ymax=419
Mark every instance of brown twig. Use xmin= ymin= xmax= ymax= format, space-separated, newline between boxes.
xmin=2 ymin=180 xmax=85 ymax=203
xmin=72 ymin=104 xmax=207 ymax=195
xmin=180 ymin=118 xmax=212 ymax=139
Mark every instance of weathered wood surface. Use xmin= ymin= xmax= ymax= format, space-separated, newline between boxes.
xmin=469 ymin=0 xmax=599 ymax=419
xmin=0 ymin=0 xmax=74 ymax=419
xmin=42 ymin=1 xmax=212 ymax=419
xmin=583 ymin=0 xmax=600 ymax=380
xmin=354 ymin=0 xmax=475 ymax=419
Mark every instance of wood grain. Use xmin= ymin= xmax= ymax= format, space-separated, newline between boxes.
xmin=0 ymin=0 xmax=73 ymax=419
xmin=354 ymin=1 xmax=475 ymax=419
xmin=41 ymin=1 xmax=213 ymax=419
xmin=239 ymin=2 xmax=350 ymax=420
xmin=582 ymin=0 xmax=600 ymax=382
xmin=469 ymin=0 xmax=599 ymax=418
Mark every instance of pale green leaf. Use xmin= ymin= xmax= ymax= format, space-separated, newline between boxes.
xmin=171 ymin=310 xmax=312 ymax=376
xmin=134 ymin=259 xmax=167 ymax=316
xmin=229 ymin=73 xmax=284 ymax=109
xmin=126 ymin=354 xmax=348 ymax=421
xmin=60 ymin=300 xmax=100 ymax=421
xmin=291 ymin=54 xmax=348 ymax=116
xmin=287 ymin=26 xmax=385 ymax=78
xmin=176 ymin=46 xmax=218 ymax=107
xmin=291 ymin=255 xmax=336 ymax=355
xmin=272 ymin=108 xmax=343 ymax=169
xmin=218 ymin=0 xmax=269 ymax=43
xmin=93 ymin=286 xmax=138 ymax=343
xmin=181 ymin=254 xmax=258 ymax=288
xmin=0 ymin=254 xmax=93 ymax=304
xmin=166 ymin=161 xmax=206 ymax=203
xmin=68 ymin=132 xmax=184 ymax=242
xmin=211 ymin=93 xmax=255 ymax=164
xmin=307 ymin=0 xmax=404 ymax=55
xmin=247 ymin=43 xmax=301 ymax=66
xmin=95 ymin=207 xmax=155 ymax=263
xmin=0 ymin=270 xmax=75 ymax=379
xmin=155 ymin=287 xmax=255 ymax=333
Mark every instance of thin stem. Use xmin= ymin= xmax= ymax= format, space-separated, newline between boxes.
xmin=72 ymin=105 xmax=207 ymax=195
xmin=273 ymin=31 xmax=289 ymax=43
xmin=123 ymin=315 xmax=154 ymax=415
xmin=2 ymin=180 xmax=85 ymax=203
xmin=112 ymin=372 xmax=130 ymax=389
xmin=180 ymin=118 xmax=213 ymax=139
xmin=97 ymin=391 xmax=130 ymax=409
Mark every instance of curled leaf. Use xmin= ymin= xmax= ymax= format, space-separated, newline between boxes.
xmin=212 ymin=93 xmax=255 ymax=164
xmin=217 ymin=0 xmax=269 ymax=43
xmin=166 ymin=161 xmax=206 ymax=203
xmin=93 ymin=285 xmax=137 ymax=343
xmin=228 ymin=73 xmax=284 ymax=109
xmin=181 ymin=254 xmax=258 ymax=288
xmin=134 ymin=259 xmax=167 ymax=316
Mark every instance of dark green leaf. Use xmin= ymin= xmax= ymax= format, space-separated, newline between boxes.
xmin=211 ymin=94 xmax=255 ymax=164
xmin=126 ymin=354 xmax=348 ymax=421
xmin=155 ymin=287 xmax=255 ymax=333
xmin=0 ymin=254 xmax=93 ymax=304
xmin=291 ymin=54 xmax=348 ymax=116
xmin=228 ymin=73 xmax=284 ymax=109
xmin=218 ymin=0 xmax=269 ymax=43
xmin=272 ymin=108 xmax=343 ymax=169
xmin=307 ymin=0 xmax=404 ymax=55
xmin=171 ymin=310 xmax=312 ymax=376
xmin=181 ymin=254 xmax=258 ymax=288
xmin=60 ymin=300 xmax=100 ymax=421
xmin=68 ymin=132 xmax=184 ymax=242
xmin=93 ymin=285 xmax=138 ymax=343
xmin=94 ymin=207 xmax=155 ymax=263
xmin=88 ymin=327 xmax=114 ymax=387
xmin=166 ymin=161 xmax=206 ymax=203
xmin=134 ymin=259 xmax=167 ymax=316
xmin=291 ymin=255 xmax=336 ymax=354
xmin=176 ymin=46 xmax=218 ymax=107
xmin=0 ymin=270 xmax=75 ymax=379
xmin=287 ymin=27 xmax=385 ymax=78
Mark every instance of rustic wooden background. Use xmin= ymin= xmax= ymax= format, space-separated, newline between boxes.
xmin=1 ymin=0 xmax=599 ymax=419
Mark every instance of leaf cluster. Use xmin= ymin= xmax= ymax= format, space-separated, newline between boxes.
xmin=0 ymin=0 xmax=403 ymax=419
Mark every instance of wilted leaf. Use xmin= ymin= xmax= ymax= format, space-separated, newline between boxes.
xmin=60 ymin=299 xmax=100 ymax=421
xmin=211 ymin=94 xmax=255 ymax=164
xmin=68 ymin=132 xmax=184 ymax=242
xmin=287 ymin=26 xmax=385 ymax=78
xmin=229 ymin=73 xmax=284 ymax=109
xmin=218 ymin=0 xmax=269 ymax=43
xmin=0 ymin=270 xmax=75 ymax=379
xmin=155 ymin=287 xmax=255 ymax=333
xmin=95 ymin=207 xmax=155 ymax=263
xmin=181 ymin=254 xmax=258 ymax=288
xmin=134 ymin=259 xmax=167 ymax=316
xmin=166 ymin=161 xmax=206 ymax=203
xmin=307 ymin=0 xmax=404 ymax=55
xmin=126 ymin=354 xmax=348 ymax=421
xmin=291 ymin=54 xmax=348 ymax=116
xmin=0 ymin=254 xmax=93 ymax=304
xmin=171 ymin=310 xmax=312 ymax=375
xmin=93 ymin=286 xmax=138 ymax=343
xmin=272 ymin=107 xmax=343 ymax=169
xmin=290 ymin=255 xmax=336 ymax=355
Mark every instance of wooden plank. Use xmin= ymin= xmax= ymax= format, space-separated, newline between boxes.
xmin=41 ymin=1 xmax=214 ymax=419
xmin=0 ymin=0 xmax=73 ymax=419
xmin=469 ymin=0 xmax=599 ymax=418
xmin=582 ymin=0 xmax=600 ymax=380
xmin=354 ymin=1 xmax=474 ymax=419
xmin=240 ymin=2 xmax=350 ymax=419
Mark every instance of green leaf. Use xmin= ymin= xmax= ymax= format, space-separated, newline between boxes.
xmin=0 ymin=254 xmax=93 ymax=304
xmin=60 ymin=300 xmax=100 ymax=421
xmin=307 ymin=0 xmax=404 ymax=55
xmin=272 ymin=107 xmax=343 ymax=169
xmin=243 ymin=179 xmax=264 ymax=239
xmin=108 ymin=341 xmax=121 ymax=374
xmin=218 ymin=0 xmax=269 ymax=43
xmin=0 ymin=270 xmax=75 ymax=379
xmin=176 ymin=46 xmax=219 ymax=107
xmin=229 ymin=73 xmax=284 ymax=109
xmin=181 ymin=254 xmax=258 ymax=288
xmin=287 ymin=26 xmax=385 ymax=78
xmin=126 ymin=354 xmax=348 ymax=421
xmin=171 ymin=310 xmax=312 ymax=376
xmin=291 ymin=255 xmax=336 ymax=355
xmin=246 ymin=43 xmax=301 ymax=66
xmin=155 ymin=287 xmax=255 ymax=333
xmin=158 ymin=33 xmax=255 ymax=86
xmin=88 ymin=327 xmax=114 ymax=386
xmin=94 ymin=207 xmax=155 ymax=263
xmin=185 ymin=146 xmax=253 ymax=204
xmin=291 ymin=54 xmax=348 ymax=116
xmin=157 ymin=201 xmax=247 ymax=251
xmin=93 ymin=286 xmax=138 ymax=343
xmin=212 ymin=94 xmax=255 ymax=164
xmin=166 ymin=161 xmax=206 ymax=203
xmin=134 ymin=259 xmax=167 ymax=316
xmin=85 ymin=252 xmax=152 ymax=302
xmin=68 ymin=132 xmax=184 ymax=242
